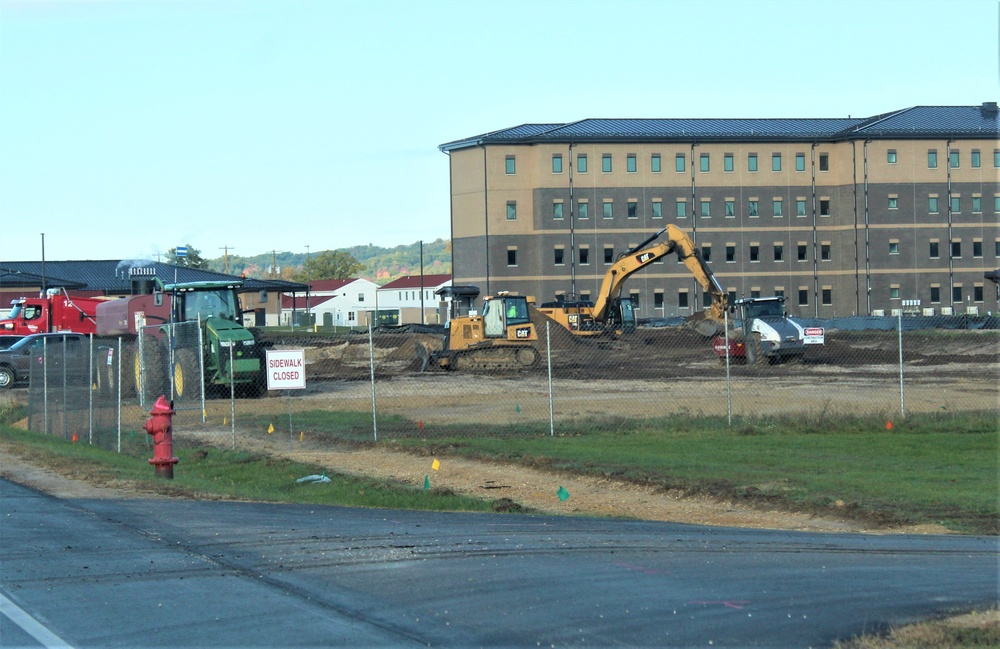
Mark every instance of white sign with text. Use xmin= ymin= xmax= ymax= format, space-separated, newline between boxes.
xmin=265 ymin=349 xmax=306 ymax=390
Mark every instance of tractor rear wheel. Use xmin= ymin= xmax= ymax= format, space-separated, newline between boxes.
xmin=172 ymin=349 xmax=200 ymax=401
xmin=746 ymin=333 xmax=766 ymax=366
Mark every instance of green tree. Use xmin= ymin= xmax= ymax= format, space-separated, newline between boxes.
xmin=166 ymin=244 xmax=210 ymax=269
xmin=293 ymin=250 xmax=365 ymax=281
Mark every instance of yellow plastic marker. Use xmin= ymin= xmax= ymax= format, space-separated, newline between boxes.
xmin=267 ymin=423 xmax=274 ymax=434
xmin=432 ymin=459 xmax=440 ymax=471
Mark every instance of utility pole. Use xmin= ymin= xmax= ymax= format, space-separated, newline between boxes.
xmin=219 ymin=245 xmax=235 ymax=274
xmin=271 ymin=250 xmax=277 ymax=279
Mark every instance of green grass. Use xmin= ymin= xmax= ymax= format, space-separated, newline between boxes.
xmin=3 ymin=400 xmax=997 ymax=533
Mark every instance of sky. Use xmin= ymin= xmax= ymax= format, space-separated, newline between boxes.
xmin=1 ymin=0 xmax=997 ymax=263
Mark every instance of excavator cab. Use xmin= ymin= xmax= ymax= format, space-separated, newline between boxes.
xmin=606 ymin=297 xmax=636 ymax=334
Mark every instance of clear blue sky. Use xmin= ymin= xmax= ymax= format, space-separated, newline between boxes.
xmin=2 ymin=0 xmax=997 ymax=262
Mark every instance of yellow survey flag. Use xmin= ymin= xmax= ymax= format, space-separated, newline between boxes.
xmin=267 ymin=423 xmax=274 ymax=434
xmin=432 ymin=459 xmax=440 ymax=471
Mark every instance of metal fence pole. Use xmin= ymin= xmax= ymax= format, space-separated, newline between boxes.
xmin=43 ymin=337 xmax=49 ymax=436
xmin=724 ymin=309 xmax=732 ymax=426
xmin=369 ymin=323 xmax=377 ymax=442
xmin=898 ymin=308 xmax=905 ymax=418
xmin=116 ymin=337 xmax=122 ymax=453
xmin=197 ymin=319 xmax=206 ymax=422
xmin=229 ymin=343 xmax=236 ymax=450
xmin=88 ymin=334 xmax=94 ymax=444
xmin=546 ymin=321 xmax=554 ymax=436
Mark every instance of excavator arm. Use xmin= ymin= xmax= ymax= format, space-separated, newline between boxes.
xmin=592 ymin=224 xmax=728 ymax=324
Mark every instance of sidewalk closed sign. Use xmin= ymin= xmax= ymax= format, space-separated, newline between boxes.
xmin=265 ymin=349 xmax=306 ymax=390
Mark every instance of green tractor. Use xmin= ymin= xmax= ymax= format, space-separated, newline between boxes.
xmin=156 ymin=280 xmax=270 ymax=400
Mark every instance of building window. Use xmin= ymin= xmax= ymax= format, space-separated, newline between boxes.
xmin=603 ymin=201 xmax=614 ymax=219
xmin=994 ymin=150 xmax=1000 ymax=167
xmin=629 ymin=291 xmax=640 ymax=310
xmin=889 ymin=241 xmax=899 ymax=255
xmin=726 ymin=244 xmax=736 ymax=263
xmin=929 ymin=196 xmax=939 ymax=213
xmin=952 ymin=286 xmax=962 ymax=303
xmin=748 ymin=200 xmax=759 ymax=217
xmin=774 ymin=243 xmax=784 ymax=262
xmin=505 ymin=156 xmax=515 ymax=174
xmin=822 ymin=288 xmax=832 ymax=306
xmin=700 ymin=199 xmax=711 ymax=217
xmin=929 ymin=241 xmax=939 ymax=258
xmin=798 ymin=288 xmax=809 ymax=306
xmin=701 ymin=244 xmax=712 ymax=262
xmin=887 ymin=150 xmax=897 ymax=164
xmin=949 ymin=150 xmax=959 ymax=168
xmin=675 ymin=153 xmax=685 ymax=172
xmin=930 ymin=286 xmax=940 ymax=303
xmin=577 ymin=153 xmax=588 ymax=173
xmin=890 ymin=286 xmax=900 ymax=300
xmin=796 ymin=199 xmax=807 ymax=217
xmin=795 ymin=153 xmax=805 ymax=172
xmin=973 ymin=240 xmax=983 ymax=257
xmin=651 ymin=154 xmax=661 ymax=173
xmin=678 ymin=291 xmax=689 ymax=308
xmin=928 ymin=150 xmax=937 ymax=168
xmin=950 ymin=196 xmax=960 ymax=213
xmin=724 ymin=153 xmax=734 ymax=172
xmin=579 ymin=247 xmax=589 ymax=265
xmin=797 ymin=243 xmax=807 ymax=261
xmin=725 ymin=200 xmax=735 ymax=217
xmin=774 ymin=289 xmax=785 ymax=300
xmin=604 ymin=247 xmax=614 ymax=264
xmin=578 ymin=201 xmax=589 ymax=220
xmin=820 ymin=199 xmax=830 ymax=216
xmin=554 ymin=248 xmax=564 ymax=265
xmin=507 ymin=248 xmax=517 ymax=266
xmin=602 ymin=154 xmax=612 ymax=173
xmin=821 ymin=243 xmax=831 ymax=261
xmin=772 ymin=153 xmax=782 ymax=171
xmin=772 ymin=199 xmax=783 ymax=217
xmin=700 ymin=153 xmax=710 ymax=172
xmin=750 ymin=289 xmax=761 ymax=299
xmin=676 ymin=200 xmax=686 ymax=218
xmin=651 ymin=200 xmax=662 ymax=219
xmin=749 ymin=244 xmax=759 ymax=262
xmin=974 ymin=285 xmax=984 ymax=302
xmin=553 ymin=202 xmax=564 ymax=220
xmin=819 ymin=153 xmax=829 ymax=171
xmin=888 ymin=196 xmax=898 ymax=209
xmin=996 ymin=196 xmax=1000 ymax=213
xmin=552 ymin=154 xmax=563 ymax=174
xmin=627 ymin=200 xmax=638 ymax=219
xmin=972 ymin=196 xmax=981 ymax=213
xmin=951 ymin=240 xmax=961 ymax=258
xmin=506 ymin=201 xmax=517 ymax=220
xmin=580 ymin=291 xmax=590 ymax=302
xmin=627 ymin=154 xmax=637 ymax=173
xmin=971 ymin=150 xmax=980 ymax=168
xmin=748 ymin=153 xmax=758 ymax=172
xmin=654 ymin=292 xmax=664 ymax=309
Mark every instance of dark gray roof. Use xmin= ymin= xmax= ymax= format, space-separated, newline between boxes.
xmin=440 ymin=104 xmax=999 ymax=150
xmin=0 ymin=261 xmax=309 ymax=294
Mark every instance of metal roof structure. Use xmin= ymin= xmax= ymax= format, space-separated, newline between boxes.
xmin=0 ymin=260 xmax=309 ymax=295
xmin=439 ymin=104 xmax=999 ymax=151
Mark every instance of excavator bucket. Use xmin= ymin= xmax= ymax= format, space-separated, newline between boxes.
xmin=685 ymin=311 xmax=726 ymax=337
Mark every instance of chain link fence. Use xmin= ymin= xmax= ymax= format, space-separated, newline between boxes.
xmin=14 ymin=317 xmax=999 ymax=453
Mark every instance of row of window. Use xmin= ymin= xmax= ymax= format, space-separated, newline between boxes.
xmin=504 ymin=193 xmax=999 ymax=222
xmin=925 ymin=148 xmax=998 ymax=169
xmin=504 ymin=148 xmax=1000 ymax=176
xmin=508 ymin=239 xmax=999 ymax=269
xmin=548 ymin=283 xmax=988 ymax=311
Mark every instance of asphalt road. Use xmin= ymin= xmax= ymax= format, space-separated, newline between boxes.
xmin=1 ymin=478 xmax=996 ymax=648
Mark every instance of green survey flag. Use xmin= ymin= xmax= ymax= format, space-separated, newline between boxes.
xmin=557 ymin=486 xmax=569 ymax=501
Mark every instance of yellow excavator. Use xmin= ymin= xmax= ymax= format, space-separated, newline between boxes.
xmin=538 ymin=224 xmax=728 ymax=337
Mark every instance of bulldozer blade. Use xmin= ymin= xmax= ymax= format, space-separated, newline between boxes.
xmin=686 ymin=311 xmax=725 ymax=337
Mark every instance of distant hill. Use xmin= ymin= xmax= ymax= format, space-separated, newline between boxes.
xmin=205 ymin=239 xmax=451 ymax=285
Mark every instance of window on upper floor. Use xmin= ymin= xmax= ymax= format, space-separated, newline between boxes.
xmin=795 ymin=153 xmax=805 ymax=172
xmin=651 ymin=154 xmax=661 ymax=173
xmin=676 ymin=200 xmax=687 ymax=218
xmin=724 ymin=153 xmax=734 ymax=172
xmin=929 ymin=241 xmax=940 ymax=258
xmin=774 ymin=243 xmax=784 ymax=262
xmin=725 ymin=200 xmax=735 ymax=217
xmin=797 ymin=243 xmax=808 ymax=261
xmin=820 ymin=199 xmax=830 ymax=216
xmin=675 ymin=153 xmax=685 ymax=172
xmin=505 ymin=156 xmax=515 ymax=174
xmin=972 ymin=196 xmax=981 ymax=213
xmin=928 ymin=150 xmax=938 ymax=168
xmin=772 ymin=153 xmax=781 ymax=171
xmin=579 ymin=247 xmax=590 ymax=265
xmin=700 ymin=153 xmax=710 ymax=172
xmin=507 ymin=248 xmax=517 ymax=266
xmin=700 ymin=199 xmax=711 ymax=217
xmin=749 ymin=244 xmax=759 ymax=262
xmin=627 ymin=200 xmax=638 ymax=219
xmin=971 ymin=150 xmax=981 ymax=168
xmin=821 ymin=243 xmax=831 ymax=261
xmin=748 ymin=153 xmax=758 ymax=172
xmin=949 ymin=150 xmax=960 ymax=168
xmin=506 ymin=201 xmax=517 ymax=220
xmin=577 ymin=153 xmax=588 ymax=173
xmin=889 ymin=241 xmax=899 ymax=255
xmin=951 ymin=240 xmax=961 ymax=259
xmin=929 ymin=196 xmax=939 ymax=213
xmin=552 ymin=154 xmax=563 ymax=174
xmin=888 ymin=196 xmax=898 ymax=210
xmin=973 ymin=240 xmax=983 ymax=258
xmin=726 ymin=244 xmax=736 ymax=262
xmin=701 ymin=244 xmax=712 ymax=263
xmin=651 ymin=200 xmax=662 ymax=219
xmin=553 ymin=248 xmax=564 ymax=265
xmin=773 ymin=199 xmax=783 ymax=217
xmin=603 ymin=201 xmax=613 ymax=219
xmin=819 ymin=153 xmax=829 ymax=171
xmin=950 ymin=196 xmax=960 ymax=213
xmin=797 ymin=199 xmax=807 ymax=217
xmin=887 ymin=150 xmax=897 ymax=164
xmin=602 ymin=154 xmax=612 ymax=173
xmin=553 ymin=202 xmax=564 ymax=220
xmin=748 ymin=200 xmax=758 ymax=218
xmin=627 ymin=154 xmax=637 ymax=173
xmin=604 ymin=247 xmax=614 ymax=264
xmin=578 ymin=201 xmax=589 ymax=219
xmin=798 ymin=288 xmax=809 ymax=306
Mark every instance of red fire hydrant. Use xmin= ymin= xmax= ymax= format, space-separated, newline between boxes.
xmin=143 ymin=395 xmax=179 ymax=479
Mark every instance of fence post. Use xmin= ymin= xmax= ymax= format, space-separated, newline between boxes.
xmin=369 ymin=323 xmax=377 ymax=442
xmin=116 ymin=337 xmax=122 ymax=453
xmin=547 ymin=321 xmax=554 ymax=437
xmin=88 ymin=334 xmax=94 ymax=444
xmin=899 ymin=300 xmax=920 ymax=417
xmin=229 ymin=343 xmax=236 ymax=450
xmin=724 ymin=309 xmax=732 ymax=426
xmin=43 ymin=336 xmax=49 ymax=436
xmin=197 ymin=318 xmax=206 ymax=422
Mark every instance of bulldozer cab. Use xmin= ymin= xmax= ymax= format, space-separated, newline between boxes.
xmin=482 ymin=294 xmax=530 ymax=337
